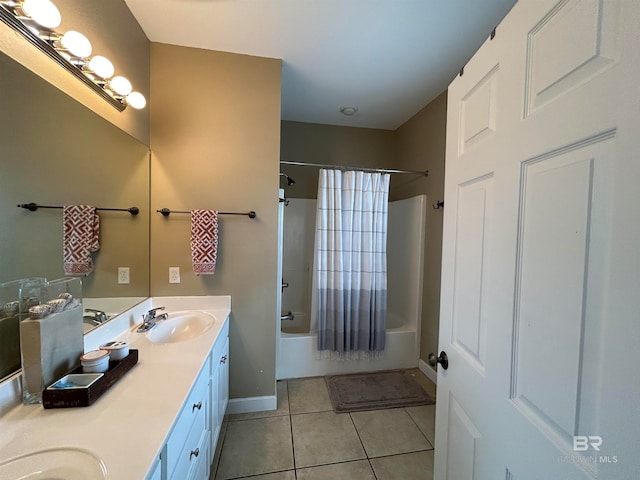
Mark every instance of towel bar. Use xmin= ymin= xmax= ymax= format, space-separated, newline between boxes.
xmin=157 ymin=208 xmax=256 ymax=219
xmin=18 ymin=203 xmax=139 ymax=215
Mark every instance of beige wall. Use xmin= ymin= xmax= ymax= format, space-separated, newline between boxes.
xmin=0 ymin=0 xmax=150 ymax=145
xmin=280 ymin=121 xmax=397 ymax=198
xmin=149 ymin=43 xmax=282 ymax=399
xmin=395 ymin=91 xmax=447 ymax=367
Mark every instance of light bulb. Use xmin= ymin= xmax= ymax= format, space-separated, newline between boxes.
xmin=88 ymin=56 xmax=114 ymax=79
xmin=61 ymin=31 xmax=92 ymax=58
xmin=109 ymin=76 xmax=132 ymax=96
xmin=126 ymin=92 xmax=146 ymax=110
xmin=22 ymin=0 xmax=61 ymax=29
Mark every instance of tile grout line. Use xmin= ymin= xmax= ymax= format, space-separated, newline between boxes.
xmin=347 ymin=411 xmax=380 ymax=480
xmin=285 ymin=380 xmax=299 ymax=480
xmin=404 ymin=405 xmax=435 ymax=450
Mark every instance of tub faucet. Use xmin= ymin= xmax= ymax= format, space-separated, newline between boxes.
xmin=137 ymin=307 xmax=167 ymax=333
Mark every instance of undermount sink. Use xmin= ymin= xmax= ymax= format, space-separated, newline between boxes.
xmin=0 ymin=447 xmax=106 ymax=480
xmin=146 ymin=310 xmax=215 ymax=344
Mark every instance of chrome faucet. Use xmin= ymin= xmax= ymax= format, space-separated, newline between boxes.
xmin=83 ymin=308 xmax=108 ymax=325
xmin=137 ymin=307 xmax=167 ymax=333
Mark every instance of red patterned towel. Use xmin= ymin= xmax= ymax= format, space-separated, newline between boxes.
xmin=63 ymin=205 xmax=100 ymax=276
xmin=191 ymin=210 xmax=218 ymax=275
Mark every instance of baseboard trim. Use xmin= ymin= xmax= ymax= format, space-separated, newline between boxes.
xmin=226 ymin=395 xmax=277 ymax=415
xmin=419 ymin=358 xmax=437 ymax=385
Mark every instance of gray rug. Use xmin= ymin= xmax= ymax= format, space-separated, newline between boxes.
xmin=325 ymin=369 xmax=435 ymax=413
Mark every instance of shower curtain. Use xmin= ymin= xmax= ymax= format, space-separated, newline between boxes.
xmin=315 ymin=168 xmax=390 ymax=357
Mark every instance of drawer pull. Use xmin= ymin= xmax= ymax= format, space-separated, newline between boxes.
xmin=192 ymin=401 xmax=202 ymax=412
xmin=220 ymin=355 xmax=227 ymax=364
xmin=190 ymin=448 xmax=200 ymax=460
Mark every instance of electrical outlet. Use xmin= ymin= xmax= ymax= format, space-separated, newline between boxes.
xmin=118 ymin=267 xmax=130 ymax=284
xmin=169 ymin=267 xmax=181 ymax=284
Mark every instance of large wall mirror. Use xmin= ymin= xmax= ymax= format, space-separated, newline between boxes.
xmin=0 ymin=50 xmax=150 ymax=381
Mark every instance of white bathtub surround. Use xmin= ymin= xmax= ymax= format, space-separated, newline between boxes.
xmin=279 ymin=314 xmax=417 ymax=379
xmin=386 ymin=195 xmax=426 ymax=356
xmin=314 ymin=169 xmax=390 ymax=355
xmin=0 ymin=296 xmax=230 ymax=479
xmin=281 ymin=198 xmax=316 ymax=332
xmin=278 ymin=195 xmax=426 ymax=379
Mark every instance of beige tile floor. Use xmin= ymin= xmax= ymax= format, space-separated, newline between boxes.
xmin=213 ymin=369 xmax=436 ymax=480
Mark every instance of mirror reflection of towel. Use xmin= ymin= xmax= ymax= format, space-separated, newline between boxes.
xmin=63 ymin=205 xmax=100 ymax=276
xmin=191 ymin=209 xmax=218 ymax=275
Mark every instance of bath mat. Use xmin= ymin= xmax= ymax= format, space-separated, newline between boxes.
xmin=325 ymin=370 xmax=435 ymax=413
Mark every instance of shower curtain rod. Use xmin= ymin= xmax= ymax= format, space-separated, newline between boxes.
xmin=280 ymin=160 xmax=428 ymax=177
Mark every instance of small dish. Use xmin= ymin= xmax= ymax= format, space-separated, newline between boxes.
xmin=47 ymin=373 xmax=103 ymax=390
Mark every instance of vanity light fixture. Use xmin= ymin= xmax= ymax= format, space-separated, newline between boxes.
xmin=0 ymin=0 xmax=146 ymax=111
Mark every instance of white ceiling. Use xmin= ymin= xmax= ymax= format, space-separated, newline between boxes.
xmin=125 ymin=0 xmax=516 ymax=130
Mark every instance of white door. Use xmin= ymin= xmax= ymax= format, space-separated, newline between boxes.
xmin=434 ymin=1 xmax=640 ymax=479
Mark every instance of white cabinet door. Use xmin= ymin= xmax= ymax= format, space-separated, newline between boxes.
xmin=435 ymin=1 xmax=640 ymax=479
xmin=186 ymin=435 xmax=210 ymax=480
xmin=210 ymin=334 xmax=229 ymax=456
xmin=209 ymin=351 xmax=220 ymax=460
xmin=217 ymin=338 xmax=229 ymax=423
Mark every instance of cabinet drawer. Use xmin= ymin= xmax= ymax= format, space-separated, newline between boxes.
xmin=166 ymin=362 xmax=210 ymax=477
xmin=186 ymin=430 xmax=211 ymax=480
xmin=171 ymin=407 xmax=208 ymax=480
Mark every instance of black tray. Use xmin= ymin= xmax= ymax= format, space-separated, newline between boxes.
xmin=42 ymin=349 xmax=138 ymax=409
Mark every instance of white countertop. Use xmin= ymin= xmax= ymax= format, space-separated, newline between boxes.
xmin=0 ymin=296 xmax=231 ymax=480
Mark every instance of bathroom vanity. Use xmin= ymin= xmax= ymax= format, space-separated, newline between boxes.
xmin=0 ymin=296 xmax=230 ymax=480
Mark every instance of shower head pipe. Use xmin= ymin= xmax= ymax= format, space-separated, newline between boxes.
xmin=280 ymin=172 xmax=296 ymax=186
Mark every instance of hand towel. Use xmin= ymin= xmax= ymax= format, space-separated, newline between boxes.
xmin=191 ymin=209 xmax=219 ymax=275
xmin=63 ymin=205 xmax=100 ymax=276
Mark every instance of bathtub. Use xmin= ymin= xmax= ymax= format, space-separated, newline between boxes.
xmin=277 ymin=311 xmax=419 ymax=379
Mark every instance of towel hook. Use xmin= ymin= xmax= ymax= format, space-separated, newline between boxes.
xmin=432 ymin=200 xmax=444 ymax=210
